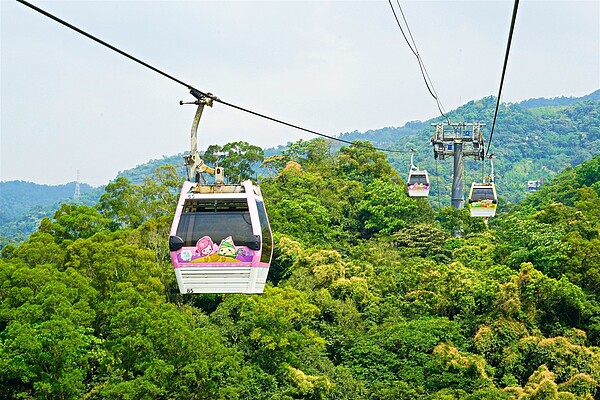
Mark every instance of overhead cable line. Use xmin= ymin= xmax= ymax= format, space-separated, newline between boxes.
xmin=17 ymin=0 xmax=408 ymax=154
xmin=486 ymin=0 xmax=520 ymax=155
xmin=388 ymin=0 xmax=451 ymax=124
xmin=396 ymin=0 xmax=445 ymax=112
xmin=388 ymin=0 xmax=418 ymax=58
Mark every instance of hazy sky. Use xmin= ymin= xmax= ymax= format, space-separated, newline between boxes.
xmin=1 ymin=0 xmax=599 ymax=187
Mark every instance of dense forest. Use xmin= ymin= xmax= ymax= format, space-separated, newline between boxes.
xmin=1 ymin=138 xmax=599 ymax=399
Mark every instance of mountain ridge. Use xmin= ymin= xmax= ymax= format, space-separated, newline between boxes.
xmin=1 ymin=89 xmax=598 ymax=244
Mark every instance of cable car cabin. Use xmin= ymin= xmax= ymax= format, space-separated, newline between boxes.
xmin=468 ymin=182 xmax=498 ymax=217
xmin=407 ymin=170 xmax=430 ymax=197
xmin=169 ymin=180 xmax=273 ymax=294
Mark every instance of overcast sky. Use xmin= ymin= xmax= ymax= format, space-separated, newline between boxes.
xmin=1 ymin=0 xmax=598 ymax=187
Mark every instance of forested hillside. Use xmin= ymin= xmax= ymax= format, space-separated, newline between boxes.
xmin=340 ymin=92 xmax=600 ymax=205
xmin=1 ymin=139 xmax=599 ymax=399
xmin=0 ymin=181 xmax=98 ymax=246
xmin=0 ymin=181 xmax=94 ymax=225
xmin=2 ymin=91 xmax=598 ymax=244
xmin=518 ymin=90 xmax=600 ymax=109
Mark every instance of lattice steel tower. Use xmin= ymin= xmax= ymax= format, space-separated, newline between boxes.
xmin=74 ymin=170 xmax=81 ymax=203
xmin=431 ymin=122 xmax=485 ymax=208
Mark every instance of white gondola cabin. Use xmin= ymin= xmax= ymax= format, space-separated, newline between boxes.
xmin=169 ymin=180 xmax=273 ymax=294
xmin=468 ymin=182 xmax=498 ymax=217
xmin=407 ymin=169 xmax=430 ymax=197
xmin=407 ymin=149 xmax=430 ymax=197
xmin=170 ymin=90 xmax=272 ymax=294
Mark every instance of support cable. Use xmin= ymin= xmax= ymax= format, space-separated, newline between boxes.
xmin=17 ymin=0 xmax=408 ymax=154
xmin=388 ymin=0 xmax=451 ymax=124
xmin=481 ymin=156 xmax=486 ymax=182
xmin=396 ymin=0 xmax=449 ymax=118
xmin=486 ymin=0 xmax=519 ymax=155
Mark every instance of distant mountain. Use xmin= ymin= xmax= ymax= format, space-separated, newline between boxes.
xmin=517 ymin=89 xmax=600 ymax=109
xmin=0 ymin=181 xmax=95 ymax=224
xmin=335 ymin=91 xmax=600 ymax=205
xmin=0 ymin=155 xmax=187 ymax=246
xmin=114 ymin=154 xmax=186 ymax=185
xmin=0 ymin=155 xmax=188 ymax=246
xmin=0 ymin=181 xmax=100 ymax=245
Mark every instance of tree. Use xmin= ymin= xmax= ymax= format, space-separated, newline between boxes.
xmin=211 ymin=286 xmax=326 ymax=378
xmin=203 ymin=141 xmax=264 ymax=183
xmin=261 ymin=163 xmax=360 ymax=246
xmin=0 ymin=263 xmax=98 ymax=400
xmin=425 ymin=343 xmax=494 ymax=394
xmin=436 ymin=207 xmax=486 ymax=237
xmin=140 ymin=164 xmax=182 ymax=220
xmin=97 ymin=177 xmax=143 ymax=229
xmin=39 ymin=204 xmax=111 ymax=242
xmin=97 ymin=166 xmax=182 ymax=230
xmin=336 ymin=141 xmax=400 ymax=185
xmin=494 ymin=215 xmax=570 ymax=279
xmin=356 ymin=179 xmax=418 ymax=238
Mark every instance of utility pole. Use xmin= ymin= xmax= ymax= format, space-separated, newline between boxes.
xmin=431 ymin=122 xmax=485 ymax=208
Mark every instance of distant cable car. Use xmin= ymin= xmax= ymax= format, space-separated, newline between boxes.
xmin=407 ymin=149 xmax=430 ymax=197
xmin=169 ymin=90 xmax=273 ymax=294
xmin=468 ymin=182 xmax=498 ymax=217
xmin=407 ymin=169 xmax=430 ymax=197
xmin=468 ymin=156 xmax=498 ymax=218
xmin=527 ymin=178 xmax=543 ymax=193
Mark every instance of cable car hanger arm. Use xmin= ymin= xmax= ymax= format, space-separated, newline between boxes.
xmin=180 ymin=91 xmax=222 ymax=183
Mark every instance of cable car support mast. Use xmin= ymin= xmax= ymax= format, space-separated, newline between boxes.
xmin=179 ymin=89 xmax=223 ymax=184
xmin=431 ymin=122 xmax=485 ymax=209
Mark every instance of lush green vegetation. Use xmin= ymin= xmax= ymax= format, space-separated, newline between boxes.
xmin=0 ymin=181 xmax=95 ymax=225
xmin=0 ymin=181 xmax=99 ymax=247
xmin=1 ymin=138 xmax=599 ymax=399
xmin=2 ymin=91 xmax=598 ymax=245
xmin=341 ymin=94 xmax=600 ymax=206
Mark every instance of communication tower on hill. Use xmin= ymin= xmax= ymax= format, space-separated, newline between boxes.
xmin=74 ymin=170 xmax=81 ymax=203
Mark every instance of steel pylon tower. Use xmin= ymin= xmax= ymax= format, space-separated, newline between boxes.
xmin=431 ymin=122 xmax=485 ymax=208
